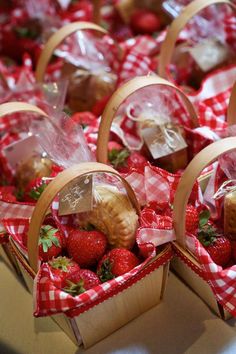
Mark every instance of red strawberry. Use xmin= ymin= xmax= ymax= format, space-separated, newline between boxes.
xmin=48 ymin=256 xmax=80 ymax=288
xmin=198 ymin=222 xmax=232 ymax=267
xmin=24 ymin=178 xmax=49 ymax=202
xmin=0 ymin=186 xmax=17 ymax=203
xmin=39 ymin=225 xmax=63 ymax=262
xmin=185 ymin=205 xmax=199 ymax=233
xmin=124 ymin=152 xmax=148 ymax=172
xmin=97 ymin=248 xmax=139 ymax=282
xmin=108 ymin=141 xmax=124 ymax=152
xmin=67 ymin=229 xmax=107 ymax=268
xmin=63 ymin=269 xmax=101 ymax=296
xmin=92 ymin=95 xmax=111 ymax=117
xmin=71 ymin=112 xmax=97 ymax=126
xmin=108 ymin=144 xmax=147 ymax=173
xmin=130 ymin=9 xmax=161 ymax=34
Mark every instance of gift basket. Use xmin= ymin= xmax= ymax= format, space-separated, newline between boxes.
xmin=35 ymin=20 xmax=158 ymax=116
xmin=35 ymin=21 xmax=119 ymax=114
xmin=95 ymin=74 xmax=228 ymax=175
xmin=6 ymin=161 xmax=172 ymax=348
xmin=158 ymin=0 xmax=236 ymax=111
xmin=172 ymin=136 xmax=236 ymax=320
xmin=0 ymin=102 xmax=52 ymax=274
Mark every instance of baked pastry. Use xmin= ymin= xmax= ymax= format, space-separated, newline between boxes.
xmin=224 ymin=191 xmax=236 ymax=236
xmin=78 ymin=185 xmax=139 ymax=249
xmin=61 ymin=63 xmax=117 ymax=112
xmin=15 ymin=155 xmax=52 ymax=190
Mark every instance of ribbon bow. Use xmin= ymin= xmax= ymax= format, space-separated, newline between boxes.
xmin=213 ymin=179 xmax=236 ymax=200
xmin=126 ymin=103 xmax=181 ymax=150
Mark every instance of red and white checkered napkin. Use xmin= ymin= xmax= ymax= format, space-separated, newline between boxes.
xmin=187 ymin=232 xmax=236 ymax=316
xmin=2 ymin=207 xmax=33 ymax=258
xmin=224 ymin=14 xmax=236 ymax=51
xmin=117 ymin=36 xmax=158 ymax=85
xmin=34 ymin=246 xmax=173 ymax=318
xmin=125 ymin=164 xmax=200 ymax=207
xmin=190 ymin=65 xmax=236 ymax=108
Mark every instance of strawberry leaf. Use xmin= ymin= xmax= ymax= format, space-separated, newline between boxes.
xmin=199 ymin=209 xmax=210 ymax=228
xmin=108 ymin=149 xmax=130 ymax=168
xmin=51 ymin=236 xmax=60 ymax=248
xmin=63 ymin=280 xmax=86 ymax=296
xmin=98 ymin=259 xmax=115 ymax=283
xmin=29 ymin=183 xmax=48 ymax=201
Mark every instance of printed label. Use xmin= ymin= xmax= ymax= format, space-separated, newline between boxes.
xmin=59 ymin=174 xmax=93 ymax=216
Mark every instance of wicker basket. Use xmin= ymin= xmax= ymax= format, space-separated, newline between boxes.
xmin=9 ymin=162 xmax=172 ymax=348
xmin=158 ymin=0 xmax=236 ymax=84
xmin=35 ymin=21 xmax=107 ymax=84
xmin=172 ymin=137 xmax=236 ymax=320
xmin=0 ymin=102 xmax=51 ymax=277
xmin=96 ymin=74 xmax=199 ymax=164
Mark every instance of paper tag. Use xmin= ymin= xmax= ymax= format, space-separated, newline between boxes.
xmin=142 ymin=124 xmax=187 ymax=159
xmin=3 ymin=135 xmax=43 ymax=172
xmin=189 ymin=38 xmax=230 ymax=72
xmin=59 ymin=175 xmax=93 ymax=216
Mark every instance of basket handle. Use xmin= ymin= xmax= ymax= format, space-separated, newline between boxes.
xmin=96 ymin=75 xmax=199 ymax=163
xmin=158 ymin=0 xmax=236 ymax=79
xmin=173 ymin=136 xmax=236 ymax=248
xmin=0 ymin=102 xmax=50 ymax=119
xmin=27 ymin=162 xmax=140 ymax=273
xmin=35 ymin=21 xmax=107 ymax=83
xmin=227 ymin=81 xmax=236 ymax=126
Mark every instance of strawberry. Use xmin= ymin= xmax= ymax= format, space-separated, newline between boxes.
xmin=130 ymin=9 xmax=161 ymax=35
xmin=63 ymin=269 xmax=101 ymax=296
xmin=108 ymin=143 xmax=147 ymax=173
xmin=0 ymin=186 xmax=17 ymax=203
xmin=24 ymin=178 xmax=49 ymax=202
xmin=123 ymin=152 xmax=147 ymax=172
xmin=185 ymin=205 xmax=199 ymax=233
xmin=198 ymin=212 xmax=232 ymax=267
xmin=39 ymin=225 xmax=63 ymax=262
xmin=97 ymin=248 xmax=139 ymax=282
xmin=71 ymin=112 xmax=97 ymax=126
xmin=67 ymin=229 xmax=107 ymax=268
xmin=92 ymin=95 xmax=111 ymax=117
xmin=48 ymin=256 xmax=80 ymax=288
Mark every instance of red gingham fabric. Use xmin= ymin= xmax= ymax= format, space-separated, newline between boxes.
xmin=34 ymin=245 xmax=173 ymax=318
xmin=125 ymin=164 xmax=200 ymax=208
xmin=0 ymin=132 xmax=22 ymax=181
xmin=186 ymin=232 xmax=236 ymax=317
xmin=224 ymin=14 xmax=236 ymax=51
xmin=3 ymin=218 xmax=30 ymax=258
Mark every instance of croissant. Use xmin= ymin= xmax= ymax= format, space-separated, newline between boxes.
xmin=78 ymin=185 xmax=139 ymax=249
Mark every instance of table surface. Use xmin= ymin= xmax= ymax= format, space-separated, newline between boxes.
xmin=1 ymin=249 xmax=236 ymax=354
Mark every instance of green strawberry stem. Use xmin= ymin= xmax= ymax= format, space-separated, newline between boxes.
xmin=29 ymin=183 xmax=48 ymax=201
xmin=39 ymin=226 xmax=60 ymax=253
xmin=50 ymin=257 xmax=72 ymax=272
xmin=197 ymin=209 xmax=219 ymax=247
xmin=98 ymin=259 xmax=115 ymax=283
xmin=108 ymin=149 xmax=130 ymax=168
xmin=63 ymin=280 xmax=86 ymax=296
